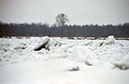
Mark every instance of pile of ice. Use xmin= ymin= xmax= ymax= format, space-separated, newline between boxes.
xmin=0 ymin=36 xmax=129 ymax=84
xmin=0 ymin=36 xmax=129 ymax=70
xmin=67 ymin=36 xmax=129 ymax=69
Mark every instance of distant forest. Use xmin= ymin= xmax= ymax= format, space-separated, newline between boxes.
xmin=0 ymin=21 xmax=129 ymax=37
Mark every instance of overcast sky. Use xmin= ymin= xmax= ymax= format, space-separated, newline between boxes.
xmin=0 ymin=0 xmax=129 ymax=25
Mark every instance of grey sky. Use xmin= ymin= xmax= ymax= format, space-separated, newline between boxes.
xmin=0 ymin=0 xmax=129 ymax=25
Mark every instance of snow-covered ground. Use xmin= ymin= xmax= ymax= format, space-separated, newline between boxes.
xmin=0 ymin=36 xmax=129 ymax=84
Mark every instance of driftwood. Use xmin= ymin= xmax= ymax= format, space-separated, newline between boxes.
xmin=34 ymin=37 xmax=49 ymax=51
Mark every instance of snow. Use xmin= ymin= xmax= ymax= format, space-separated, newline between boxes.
xmin=0 ymin=36 xmax=129 ymax=84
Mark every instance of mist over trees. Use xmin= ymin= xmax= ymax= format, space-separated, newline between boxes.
xmin=0 ymin=14 xmax=129 ymax=37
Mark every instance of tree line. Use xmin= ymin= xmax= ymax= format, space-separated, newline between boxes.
xmin=0 ymin=13 xmax=129 ymax=37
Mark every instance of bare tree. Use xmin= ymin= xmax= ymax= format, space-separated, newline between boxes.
xmin=55 ymin=13 xmax=69 ymax=27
